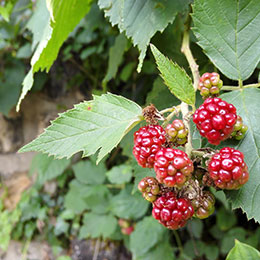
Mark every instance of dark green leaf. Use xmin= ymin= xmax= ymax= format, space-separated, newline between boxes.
xmin=106 ymin=165 xmax=132 ymax=184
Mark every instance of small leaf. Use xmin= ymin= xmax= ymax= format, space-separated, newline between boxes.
xmin=106 ymin=165 xmax=132 ymax=184
xmin=110 ymin=185 xmax=149 ymax=220
xmin=226 ymin=240 xmax=260 ymax=260
xmin=19 ymin=93 xmax=142 ymax=164
xmin=129 ymin=216 xmax=166 ymax=257
xmin=150 ymin=44 xmax=195 ymax=105
xmin=192 ymin=0 xmax=260 ymax=80
xmin=103 ymin=33 xmax=128 ymax=84
xmin=217 ymin=207 xmax=237 ymax=231
xmin=72 ymin=160 xmax=106 ymax=185
xmin=79 ymin=213 xmax=117 ymax=239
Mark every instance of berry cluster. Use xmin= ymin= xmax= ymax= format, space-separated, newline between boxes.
xmin=133 ymin=73 xmax=249 ymax=230
xmin=198 ymin=72 xmax=223 ymax=98
xmin=208 ymin=147 xmax=249 ymax=190
xmin=193 ymin=97 xmax=237 ymax=145
xmin=165 ymin=119 xmax=188 ymax=145
xmin=152 ymin=192 xmax=194 ymax=230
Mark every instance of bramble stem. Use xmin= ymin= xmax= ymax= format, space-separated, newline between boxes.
xmin=222 ymin=82 xmax=260 ymax=91
xmin=161 ymin=105 xmax=181 ymax=127
xmin=173 ymin=230 xmax=183 ymax=255
xmin=181 ymin=102 xmax=192 ymax=157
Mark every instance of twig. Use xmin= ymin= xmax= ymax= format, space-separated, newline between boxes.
xmin=173 ymin=230 xmax=183 ymax=255
xmin=92 ymin=238 xmax=101 ymax=260
xmin=161 ymin=105 xmax=181 ymax=127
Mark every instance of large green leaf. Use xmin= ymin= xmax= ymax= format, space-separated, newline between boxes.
xmin=106 ymin=165 xmax=132 ymax=184
xmin=110 ymin=185 xmax=149 ymax=219
xmin=98 ymin=0 xmax=190 ymax=72
xmin=79 ymin=212 xmax=117 ymax=239
xmin=150 ymin=44 xmax=195 ymax=105
xmin=192 ymin=0 xmax=260 ymax=80
xmin=226 ymin=240 xmax=260 ymax=260
xmin=30 ymin=153 xmax=70 ymax=185
xmin=219 ymin=88 xmax=260 ymax=222
xmin=17 ymin=0 xmax=92 ymax=110
xmin=129 ymin=216 xmax=166 ymax=258
xmin=19 ymin=93 xmax=142 ymax=163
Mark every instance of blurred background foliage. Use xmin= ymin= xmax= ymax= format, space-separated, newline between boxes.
xmin=0 ymin=0 xmax=260 ymax=259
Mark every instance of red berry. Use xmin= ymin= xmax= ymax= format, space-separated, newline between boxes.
xmin=198 ymin=72 xmax=223 ymax=98
xmin=193 ymin=98 xmax=237 ymax=145
xmin=165 ymin=119 xmax=188 ymax=146
xmin=138 ymin=177 xmax=160 ymax=202
xmin=152 ymin=193 xmax=194 ymax=230
xmin=133 ymin=125 xmax=166 ymax=168
xmin=154 ymin=148 xmax=194 ymax=188
xmin=208 ymin=147 xmax=249 ymax=190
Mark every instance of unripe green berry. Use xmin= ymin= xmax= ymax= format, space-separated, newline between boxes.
xmin=138 ymin=177 xmax=160 ymax=203
xmin=231 ymin=116 xmax=248 ymax=141
xmin=165 ymin=120 xmax=188 ymax=146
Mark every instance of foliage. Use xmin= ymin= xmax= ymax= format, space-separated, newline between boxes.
xmin=0 ymin=0 xmax=260 ymax=259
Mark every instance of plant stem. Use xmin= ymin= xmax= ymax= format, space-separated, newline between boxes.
xmin=92 ymin=238 xmax=101 ymax=260
xmin=181 ymin=102 xmax=192 ymax=157
xmin=161 ymin=105 xmax=181 ymax=127
xmin=173 ymin=230 xmax=183 ymax=255
xmin=181 ymin=27 xmax=200 ymax=91
xmin=222 ymin=82 xmax=260 ymax=91
xmin=238 ymin=79 xmax=243 ymax=88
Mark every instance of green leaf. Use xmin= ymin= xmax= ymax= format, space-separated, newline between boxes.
xmin=30 ymin=153 xmax=70 ymax=185
xmin=98 ymin=0 xmax=190 ymax=72
xmin=17 ymin=0 xmax=92 ymax=110
xmin=79 ymin=213 xmax=117 ymax=239
xmin=216 ymin=207 xmax=237 ymax=231
xmin=150 ymin=44 xmax=195 ymax=105
xmin=19 ymin=93 xmax=142 ymax=164
xmin=110 ymin=185 xmax=149 ymax=219
xmin=189 ymin=218 xmax=203 ymax=239
xmin=103 ymin=33 xmax=128 ymax=84
xmin=136 ymin=240 xmax=175 ymax=260
xmin=106 ymin=165 xmax=132 ymax=184
xmin=219 ymin=89 xmax=260 ymax=222
xmin=226 ymin=240 xmax=260 ymax=260
xmin=72 ymin=160 xmax=106 ymax=185
xmin=192 ymin=0 xmax=260 ymax=80
xmin=129 ymin=216 xmax=166 ymax=257
xmin=0 ymin=0 xmax=17 ymax=22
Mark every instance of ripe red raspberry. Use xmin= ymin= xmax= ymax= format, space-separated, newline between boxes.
xmin=152 ymin=192 xmax=194 ymax=230
xmin=193 ymin=97 xmax=237 ymax=145
xmin=165 ymin=119 xmax=188 ymax=146
xmin=138 ymin=177 xmax=160 ymax=202
xmin=154 ymin=148 xmax=194 ymax=188
xmin=133 ymin=125 xmax=166 ymax=168
xmin=208 ymin=147 xmax=249 ymax=190
xmin=198 ymin=72 xmax=223 ymax=98
xmin=191 ymin=191 xmax=215 ymax=219
xmin=231 ymin=115 xmax=248 ymax=140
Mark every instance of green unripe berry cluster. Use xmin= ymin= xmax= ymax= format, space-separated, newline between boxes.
xmin=165 ymin=119 xmax=188 ymax=146
xmin=231 ymin=115 xmax=248 ymax=140
xmin=138 ymin=177 xmax=160 ymax=202
xmin=198 ymin=72 xmax=223 ymax=98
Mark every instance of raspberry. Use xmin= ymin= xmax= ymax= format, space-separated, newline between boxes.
xmin=154 ymin=148 xmax=194 ymax=188
xmin=191 ymin=191 xmax=215 ymax=219
xmin=231 ymin=116 xmax=248 ymax=140
xmin=165 ymin=119 xmax=188 ymax=145
xmin=193 ymin=97 xmax=237 ymax=145
xmin=152 ymin=192 xmax=194 ymax=230
xmin=121 ymin=226 xmax=134 ymax=235
xmin=133 ymin=125 xmax=166 ymax=168
xmin=208 ymin=147 xmax=249 ymax=190
xmin=138 ymin=177 xmax=160 ymax=202
xmin=198 ymin=72 xmax=223 ymax=98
